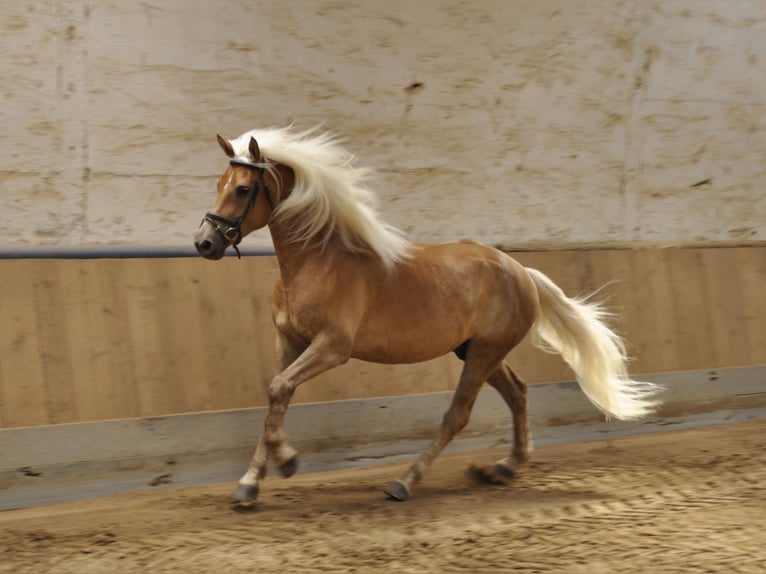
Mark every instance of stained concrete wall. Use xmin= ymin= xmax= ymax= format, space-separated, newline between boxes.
xmin=2 ymin=1 xmax=765 ymax=249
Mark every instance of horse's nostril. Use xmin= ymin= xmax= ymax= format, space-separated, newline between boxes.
xmin=195 ymin=239 xmax=213 ymax=255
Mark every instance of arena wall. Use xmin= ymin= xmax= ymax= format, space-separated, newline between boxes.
xmin=1 ymin=2 xmax=765 ymax=431
xmin=1 ymin=246 xmax=764 ymax=429
xmin=2 ymin=1 xmax=764 ymax=250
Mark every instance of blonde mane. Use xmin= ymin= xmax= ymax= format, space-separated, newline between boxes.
xmin=228 ymin=127 xmax=412 ymax=266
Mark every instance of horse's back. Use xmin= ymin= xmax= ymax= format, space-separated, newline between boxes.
xmin=413 ymin=240 xmax=536 ymax=298
xmin=350 ymin=239 xmax=539 ymax=363
xmin=416 ymin=239 xmax=538 ymax=331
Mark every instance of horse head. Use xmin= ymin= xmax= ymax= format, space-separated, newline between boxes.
xmin=194 ymin=135 xmax=284 ymax=259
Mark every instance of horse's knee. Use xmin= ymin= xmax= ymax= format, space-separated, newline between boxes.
xmin=267 ymin=374 xmax=294 ymax=405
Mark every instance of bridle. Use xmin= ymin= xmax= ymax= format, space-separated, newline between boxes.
xmin=201 ymin=159 xmax=274 ymax=258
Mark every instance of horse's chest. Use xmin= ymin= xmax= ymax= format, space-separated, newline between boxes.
xmin=273 ymin=306 xmax=291 ymax=334
xmin=272 ymin=299 xmax=323 ymax=343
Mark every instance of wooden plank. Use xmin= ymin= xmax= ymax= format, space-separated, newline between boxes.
xmin=665 ymin=249 xmax=716 ymax=370
xmin=618 ymin=249 xmax=658 ymax=373
xmin=58 ymin=261 xmax=103 ymax=422
xmin=585 ymin=248 xmax=641 ymax=365
xmin=58 ymin=260 xmax=139 ymax=422
xmin=189 ymin=258 xmax=268 ymax=411
xmin=158 ymin=260 xmax=211 ymax=413
xmin=734 ymin=246 xmax=766 ymax=365
xmin=0 ymin=261 xmax=48 ymax=427
xmin=513 ymin=249 xmax=591 ymax=294
xmin=632 ymin=249 xmax=679 ymax=372
xmin=96 ymin=260 xmax=141 ymax=419
xmin=700 ymin=248 xmax=747 ymax=367
xmin=0 ymin=339 xmax=4 ymax=427
xmin=31 ymin=260 xmax=77 ymax=424
xmin=121 ymin=260 xmax=181 ymax=417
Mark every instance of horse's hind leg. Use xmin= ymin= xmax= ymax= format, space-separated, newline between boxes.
xmin=384 ymin=345 xmax=502 ymax=502
xmin=487 ymin=362 xmax=530 ymax=465
xmin=468 ymin=363 xmax=531 ymax=485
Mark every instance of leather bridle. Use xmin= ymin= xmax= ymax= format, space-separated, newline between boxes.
xmin=201 ymin=159 xmax=274 ymax=258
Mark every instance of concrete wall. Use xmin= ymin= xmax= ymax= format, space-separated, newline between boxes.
xmin=3 ymin=0 xmax=765 ymax=250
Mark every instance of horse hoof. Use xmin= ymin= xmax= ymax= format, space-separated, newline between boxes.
xmin=384 ymin=480 xmax=410 ymax=502
xmin=493 ymin=463 xmax=515 ymax=480
xmin=279 ymin=456 xmax=299 ymax=478
xmin=468 ymin=463 xmax=515 ymax=485
xmin=232 ymin=483 xmax=259 ymax=504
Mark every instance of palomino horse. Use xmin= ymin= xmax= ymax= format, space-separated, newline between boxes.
xmin=194 ymin=127 xmax=660 ymax=503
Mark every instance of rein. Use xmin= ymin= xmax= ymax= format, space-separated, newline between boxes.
xmin=202 ymin=159 xmax=274 ymax=258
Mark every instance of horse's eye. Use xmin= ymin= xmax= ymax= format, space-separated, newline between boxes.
xmin=235 ymin=185 xmax=250 ymax=197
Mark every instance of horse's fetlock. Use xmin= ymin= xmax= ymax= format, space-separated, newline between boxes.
xmin=274 ymin=444 xmax=298 ymax=467
xmin=512 ymin=449 xmax=529 ymax=464
xmin=264 ymin=427 xmax=288 ymax=449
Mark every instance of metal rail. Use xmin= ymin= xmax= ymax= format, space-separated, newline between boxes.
xmin=0 ymin=246 xmax=276 ymax=259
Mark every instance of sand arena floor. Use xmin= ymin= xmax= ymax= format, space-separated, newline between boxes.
xmin=1 ymin=420 xmax=764 ymax=573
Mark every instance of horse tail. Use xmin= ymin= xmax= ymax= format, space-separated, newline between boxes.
xmin=525 ymin=267 xmax=661 ymax=421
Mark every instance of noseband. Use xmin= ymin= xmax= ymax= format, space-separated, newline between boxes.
xmin=202 ymin=159 xmax=274 ymax=258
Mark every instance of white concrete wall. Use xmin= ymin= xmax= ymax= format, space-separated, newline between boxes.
xmin=2 ymin=0 xmax=764 ymax=249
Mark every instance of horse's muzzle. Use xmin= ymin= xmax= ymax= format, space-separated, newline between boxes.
xmin=194 ymin=225 xmax=226 ymax=260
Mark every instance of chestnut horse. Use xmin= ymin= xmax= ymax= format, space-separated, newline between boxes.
xmin=194 ymin=127 xmax=660 ymax=503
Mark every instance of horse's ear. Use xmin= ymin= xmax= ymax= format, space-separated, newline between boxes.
xmin=248 ymin=137 xmax=261 ymax=163
xmin=217 ymin=134 xmax=235 ymax=158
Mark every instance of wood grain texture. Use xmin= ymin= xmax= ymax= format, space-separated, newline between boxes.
xmin=0 ymin=262 xmax=48 ymax=427
xmin=0 ymin=246 xmax=764 ymax=428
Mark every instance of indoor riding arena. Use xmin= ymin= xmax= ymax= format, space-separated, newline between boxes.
xmin=1 ymin=2 xmax=764 ymax=573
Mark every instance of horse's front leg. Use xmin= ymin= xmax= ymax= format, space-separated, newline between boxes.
xmin=233 ymin=334 xmax=350 ymax=504
xmin=231 ymin=335 xmax=303 ymax=503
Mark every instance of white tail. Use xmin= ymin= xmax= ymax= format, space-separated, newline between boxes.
xmin=526 ymin=267 xmax=661 ymax=421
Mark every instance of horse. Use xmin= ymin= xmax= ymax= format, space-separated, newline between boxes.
xmin=193 ymin=127 xmax=660 ymax=504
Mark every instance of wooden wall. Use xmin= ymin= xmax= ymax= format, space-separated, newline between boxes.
xmin=1 ymin=246 xmax=764 ymax=429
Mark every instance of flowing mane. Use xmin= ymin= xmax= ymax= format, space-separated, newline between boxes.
xmin=228 ymin=127 xmax=412 ymax=265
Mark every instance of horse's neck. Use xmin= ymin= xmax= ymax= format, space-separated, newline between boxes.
xmin=268 ymin=220 xmax=340 ymax=283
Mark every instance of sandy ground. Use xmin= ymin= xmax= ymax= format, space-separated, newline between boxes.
xmin=1 ymin=420 xmax=764 ymax=574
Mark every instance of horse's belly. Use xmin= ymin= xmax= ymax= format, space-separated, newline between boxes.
xmin=351 ymin=342 xmax=460 ymax=364
xmin=350 ymin=315 xmax=470 ymax=364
